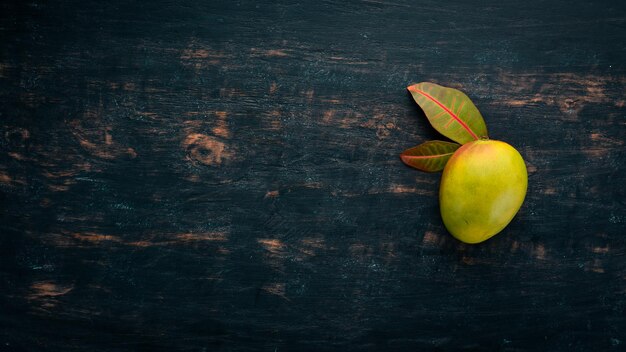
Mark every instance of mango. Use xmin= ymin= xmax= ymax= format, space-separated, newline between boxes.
xmin=439 ymin=139 xmax=527 ymax=244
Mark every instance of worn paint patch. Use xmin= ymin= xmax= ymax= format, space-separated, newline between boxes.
xmin=250 ymin=48 xmax=290 ymax=57
xmin=304 ymin=89 xmax=314 ymax=102
xmin=0 ymin=172 xmax=12 ymax=185
xmin=422 ymin=231 xmax=440 ymax=246
xmin=180 ymin=48 xmax=226 ymax=68
xmin=269 ymin=82 xmax=278 ymax=94
xmin=29 ymin=281 xmax=74 ymax=298
xmin=175 ymin=232 xmax=229 ymax=242
xmin=212 ymin=111 xmax=230 ymax=138
xmin=265 ymin=190 xmax=280 ymax=198
xmin=69 ymin=230 xmax=230 ymax=248
xmin=258 ymin=239 xmax=285 ymax=254
xmin=48 ymin=184 xmax=70 ymax=192
xmin=295 ymin=236 xmax=327 ymax=259
xmin=583 ymin=148 xmax=610 ymax=159
xmin=322 ymin=110 xmax=335 ymax=124
xmin=541 ymin=187 xmax=557 ymax=195
xmin=498 ymin=72 xmax=625 ymax=119
xmin=387 ymin=184 xmax=435 ymax=196
xmin=261 ymin=282 xmax=289 ymax=300
xmin=257 ymin=238 xmax=287 ymax=272
xmin=180 ymin=49 xmax=211 ymax=59
xmin=265 ymin=110 xmax=282 ymax=130
xmin=532 ymin=243 xmax=547 ymax=260
xmin=7 ymin=152 xmax=25 ymax=160
xmin=591 ymin=245 xmax=610 ymax=254
xmin=70 ymin=120 xmax=137 ymax=160
xmin=72 ymin=232 xmax=123 ymax=243
xmin=219 ymin=88 xmax=245 ymax=98
xmin=590 ymin=132 xmax=624 ymax=146
xmin=28 ymin=281 xmax=75 ymax=308
xmin=588 ymin=258 xmax=605 ymax=273
xmin=349 ymin=243 xmax=373 ymax=260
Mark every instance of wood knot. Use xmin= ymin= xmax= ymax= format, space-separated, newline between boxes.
xmin=559 ymin=98 xmax=583 ymax=117
xmin=183 ymin=133 xmax=229 ymax=166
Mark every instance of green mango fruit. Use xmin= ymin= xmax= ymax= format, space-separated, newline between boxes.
xmin=439 ymin=139 xmax=527 ymax=244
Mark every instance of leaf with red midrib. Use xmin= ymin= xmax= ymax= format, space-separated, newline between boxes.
xmin=400 ymin=140 xmax=461 ymax=172
xmin=407 ymin=82 xmax=488 ymax=144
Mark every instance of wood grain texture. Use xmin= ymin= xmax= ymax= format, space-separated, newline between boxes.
xmin=1 ymin=0 xmax=625 ymax=350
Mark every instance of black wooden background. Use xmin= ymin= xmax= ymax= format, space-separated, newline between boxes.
xmin=1 ymin=0 xmax=626 ymax=351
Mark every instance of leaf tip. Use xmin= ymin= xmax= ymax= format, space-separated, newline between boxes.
xmin=399 ymin=152 xmax=409 ymax=164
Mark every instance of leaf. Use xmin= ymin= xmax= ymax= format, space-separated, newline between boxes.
xmin=407 ymin=82 xmax=488 ymax=144
xmin=400 ymin=140 xmax=461 ymax=172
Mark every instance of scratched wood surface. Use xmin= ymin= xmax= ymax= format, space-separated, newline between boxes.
xmin=1 ymin=0 xmax=626 ymax=351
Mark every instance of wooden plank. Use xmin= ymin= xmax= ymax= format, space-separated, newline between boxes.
xmin=1 ymin=0 xmax=625 ymax=350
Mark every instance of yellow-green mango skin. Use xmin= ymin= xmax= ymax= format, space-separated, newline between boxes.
xmin=440 ymin=140 xmax=527 ymax=244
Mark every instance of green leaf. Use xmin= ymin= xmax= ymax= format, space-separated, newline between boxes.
xmin=407 ymin=82 xmax=488 ymax=144
xmin=400 ymin=140 xmax=461 ymax=172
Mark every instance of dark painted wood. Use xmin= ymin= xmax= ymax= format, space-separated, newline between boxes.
xmin=1 ymin=0 xmax=625 ymax=350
